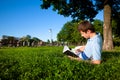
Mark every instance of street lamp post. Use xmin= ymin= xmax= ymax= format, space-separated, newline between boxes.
xmin=49 ymin=29 xmax=52 ymax=45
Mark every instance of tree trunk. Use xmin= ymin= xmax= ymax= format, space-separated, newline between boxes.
xmin=103 ymin=4 xmax=114 ymax=50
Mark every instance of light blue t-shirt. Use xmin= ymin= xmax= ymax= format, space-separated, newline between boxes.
xmin=79 ymin=33 xmax=102 ymax=60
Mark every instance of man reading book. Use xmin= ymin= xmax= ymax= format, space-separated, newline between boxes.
xmin=64 ymin=21 xmax=103 ymax=64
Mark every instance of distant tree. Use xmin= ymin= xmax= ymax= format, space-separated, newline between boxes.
xmin=26 ymin=35 xmax=31 ymax=46
xmin=57 ymin=21 xmax=86 ymax=45
xmin=26 ymin=35 xmax=31 ymax=40
xmin=1 ymin=35 xmax=9 ymax=46
xmin=40 ymin=0 xmax=120 ymax=50
xmin=2 ymin=35 xmax=8 ymax=39
xmin=93 ymin=19 xmax=103 ymax=36
xmin=1 ymin=35 xmax=18 ymax=47
xmin=20 ymin=37 xmax=26 ymax=46
xmin=8 ymin=36 xmax=15 ymax=47
xmin=31 ymin=37 xmax=40 ymax=46
xmin=32 ymin=37 xmax=40 ymax=42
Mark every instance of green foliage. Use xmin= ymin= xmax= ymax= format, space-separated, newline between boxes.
xmin=95 ymin=0 xmax=120 ymax=14
xmin=57 ymin=21 xmax=86 ymax=44
xmin=112 ymin=12 xmax=120 ymax=37
xmin=112 ymin=12 xmax=120 ymax=47
xmin=40 ymin=0 xmax=120 ymax=21
xmin=113 ymin=37 xmax=120 ymax=46
xmin=93 ymin=19 xmax=103 ymax=36
xmin=40 ymin=0 xmax=97 ymax=21
xmin=0 ymin=47 xmax=120 ymax=80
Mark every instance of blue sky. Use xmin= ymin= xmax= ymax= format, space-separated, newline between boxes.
xmin=0 ymin=0 xmax=103 ymax=42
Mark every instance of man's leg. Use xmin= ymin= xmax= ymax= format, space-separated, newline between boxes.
xmin=68 ymin=56 xmax=81 ymax=61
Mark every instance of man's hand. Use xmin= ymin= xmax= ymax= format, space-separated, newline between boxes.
xmin=75 ymin=46 xmax=85 ymax=53
xmin=79 ymin=46 xmax=85 ymax=51
xmin=91 ymin=60 xmax=101 ymax=64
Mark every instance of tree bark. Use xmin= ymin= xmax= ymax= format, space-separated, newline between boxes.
xmin=103 ymin=4 xmax=114 ymax=50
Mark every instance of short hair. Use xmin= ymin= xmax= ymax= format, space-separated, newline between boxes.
xmin=78 ymin=21 xmax=95 ymax=33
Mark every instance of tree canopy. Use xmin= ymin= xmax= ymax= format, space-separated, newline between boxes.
xmin=41 ymin=0 xmax=97 ymax=21
xmin=40 ymin=0 xmax=120 ymax=21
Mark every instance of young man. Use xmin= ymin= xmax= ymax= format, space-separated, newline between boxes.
xmin=68 ymin=21 xmax=102 ymax=64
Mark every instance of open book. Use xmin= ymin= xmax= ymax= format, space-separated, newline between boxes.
xmin=63 ymin=45 xmax=82 ymax=57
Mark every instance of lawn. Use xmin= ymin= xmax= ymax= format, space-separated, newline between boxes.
xmin=0 ymin=46 xmax=120 ymax=80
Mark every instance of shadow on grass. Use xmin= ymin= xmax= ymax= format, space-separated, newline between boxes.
xmin=102 ymin=51 xmax=120 ymax=62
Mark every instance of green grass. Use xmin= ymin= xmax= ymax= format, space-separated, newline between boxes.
xmin=0 ymin=46 xmax=120 ymax=80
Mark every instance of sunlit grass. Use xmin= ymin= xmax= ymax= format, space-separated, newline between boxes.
xmin=0 ymin=46 xmax=120 ymax=79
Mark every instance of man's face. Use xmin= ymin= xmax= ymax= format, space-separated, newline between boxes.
xmin=80 ymin=30 xmax=90 ymax=39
